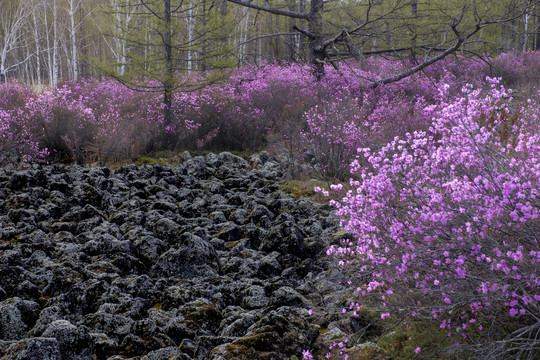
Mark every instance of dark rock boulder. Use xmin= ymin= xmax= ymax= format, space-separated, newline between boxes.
xmin=2 ymin=337 xmax=61 ymax=360
xmin=260 ymin=215 xmax=307 ymax=258
xmin=0 ymin=297 xmax=39 ymax=341
xmin=6 ymin=172 xmax=29 ymax=191
xmin=41 ymin=320 xmax=94 ymax=360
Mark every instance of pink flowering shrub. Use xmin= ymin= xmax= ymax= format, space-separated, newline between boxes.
xmin=325 ymin=79 xmax=540 ymax=358
xmin=0 ymin=52 xmax=536 ymax=170
xmin=32 ymin=83 xmax=99 ymax=162
xmin=74 ymin=80 xmax=173 ymax=160
xmin=182 ymin=59 xmax=478 ymax=158
xmin=0 ymin=83 xmax=48 ymax=166
xmin=222 ymin=64 xmax=318 ymax=152
xmin=29 ymin=79 xmax=199 ymax=164
xmin=491 ymin=51 xmax=540 ymax=91
xmin=296 ymin=68 xmax=456 ymax=180
xmin=299 ymin=95 xmax=366 ymax=179
xmin=174 ymin=87 xmax=233 ymax=149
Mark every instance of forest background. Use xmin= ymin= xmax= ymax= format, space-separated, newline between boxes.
xmin=1 ymin=0 xmax=540 ymax=86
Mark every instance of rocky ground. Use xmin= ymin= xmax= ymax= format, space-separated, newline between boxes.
xmin=0 ymin=152 xmax=370 ymax=360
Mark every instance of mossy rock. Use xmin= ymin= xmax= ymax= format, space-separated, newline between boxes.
xmin=182 ymin=299 xmax=222 ymax=331
xmin=278 ymin=179 xmax=329 ymax=202
xmin=216 ymin=308 xmax=317 ymax=359
xmin=310 ymin=307 xmax=387 ymax=358
xmin=376 ymin=319 xmax=465 ymax=360
xmin=209 ymin=343 xmax=281 ymax=360
xmin=331 ymin=229 xmax=355 ymax=244
xmin=346 ymin=342 xmax=391 ymax=360
xmin=232 ymin=329 xmax=281 ymax=352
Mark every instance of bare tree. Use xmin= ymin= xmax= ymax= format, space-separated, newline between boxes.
xmin=98 ymin=0 xmax=233 ymax=149
xmin=226 ymin=0 xmax=537 ymax=81
xmin=93 ymin=0 xmax=139 ymax=76
xmin=520 ymin=0 xmax=540 ymax=50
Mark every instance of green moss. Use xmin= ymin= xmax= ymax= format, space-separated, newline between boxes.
xmin=279 ymin=179 xmax=329 ymax=202
xmin=278 ymin=178 xmax=354 ymax=205
xmin=174 ymin=147 xmax=256 ymax=160
xmin=220 ymin=343 xmax=263 ymax=359
xmin=345 ymin=343 xmax=390 ymax=360
xmin=377 ymin=320 xmax=465 ymax=360
xmin=103 ymin=148 xmax=257 ymax=169
xmin=182 ymin=302 xmax=221 ymax=330
xmin=233 ymin=328 xmax=280 ymax=352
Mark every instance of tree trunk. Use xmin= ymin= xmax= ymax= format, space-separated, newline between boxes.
xmin=69 ymin=0 xmax=79 ymax=81
xmin=239 ymin=6 xmax=249 ymax=64
xmin=309 ymin=0 xmax=325 ymax=79
xmin=288 ymin=0 xmax=297 ymax=62
xmin=187 ymin=3 xmax=195 ymax=72
xmin=523 ymin=11 xmax=530 ymax=51
xmin=201 ymin=0 xmax=208 ymax=71
xmin=44 ymin=0 xmax=53 ymax=86
xmin=162 ymin=0 xmax=176 ymax=149
xmin=52 ymin=0 xmax=59 ymax=87
xmin=1 ymin=37 xmax=8 ymax=83
xmin=32 ymin=10 xmax=42 ymax=92
xmin=298 ymin=0 xmax=306 ymax=61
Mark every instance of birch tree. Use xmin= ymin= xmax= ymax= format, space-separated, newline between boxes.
xmin=43 ymin=0 xmax=61 ymax=87
xmin=31 ymin=5 xmax=43 ymax=91
xmin=66 ymin=0 xmax=82 ymax=80
xmin=105 ymin=0 xmax=139 ymax=75
xmin=0 ymin=0 xmax=32 ymax=83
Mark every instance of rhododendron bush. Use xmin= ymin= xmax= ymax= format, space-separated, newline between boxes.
xmin=325 ymin=79 xmax=540 ymax=358
xmin=299 ymin=85 xmax=434 ymax=179
xmin=0 ymin=54 xmax=500 ymax=168
xmin=0 ymin=79 xmax=199 ymax=165
xmin=491 ymin=51 xmax=540 ymax=90
xmin=37 ymin=79 xmax=200 ymax=163
xmin=0 ymin=83 xmax=48 ymax=166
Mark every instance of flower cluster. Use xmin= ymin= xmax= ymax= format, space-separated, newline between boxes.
xmin=325 ymin=78 xmax=540 ymax=357
xmin=0 ymin=83 xmax=49 ymax=166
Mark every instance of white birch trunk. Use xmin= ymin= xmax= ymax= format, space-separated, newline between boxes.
xmin=52 ymin=0 xmax=59 ymax=87
xmin=110 ymin=0 xmax=137 ymax=75
xmin=43 ymin=0 xmax=53 ymax=86
xmin=32 ymin=9 xmax=42 ymax=91
xmin=239 ymin=6 xmax=250 ymax=63
xmin=68 ymin=0 xmax=79 ymax=81
xmin=187 ymin=4 xmax=195 ymax=72
xmin=523 ymin=12 xmax=530 ymax=51
xmin=0 ymin=0 xmax=30 ymax=83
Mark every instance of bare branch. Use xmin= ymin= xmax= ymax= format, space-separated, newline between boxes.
xmin=323 ymin=25 xmax=362 ymax=48
xmin=139 ymin=0 xmax=163 ymax=20
xmin=226 ymin=0 xmax=309 ymax=19
xmin=292 ymin=25 xmax=316 ymax=39
xmin=372 ymin=20 xmax=482 ymax=88
xmin=239 ymin=32 xmax=299 ymax=46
